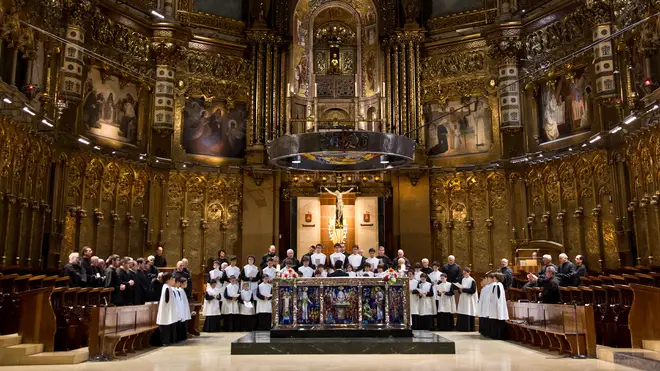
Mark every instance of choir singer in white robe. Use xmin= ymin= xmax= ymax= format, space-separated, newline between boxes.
xmin=456 ymin=267 xmax=478 ymax=332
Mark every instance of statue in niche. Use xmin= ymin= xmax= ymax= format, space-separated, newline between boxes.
xmin=328 ymin=51 xmax=341 ymax=75
xmin=324 ymin=187 xmax=354 ymax=224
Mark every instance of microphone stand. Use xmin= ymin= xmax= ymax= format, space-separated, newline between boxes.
xmin=89 ymin=295 xmax=110 ymax=362
xmin=571 ymin=301 xmax=586 ymax=359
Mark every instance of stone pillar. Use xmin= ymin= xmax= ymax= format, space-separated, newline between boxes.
xmin=60 ymin=26 xmax=84 ymax=104
xmin=488 ymin=35 xmax=523 ymax=130
xmin=592 ymin=23 xmax=617 ymax=99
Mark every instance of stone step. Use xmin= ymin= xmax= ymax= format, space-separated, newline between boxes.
xmin=0 ymin=334 xmax=21 ymax=348
xmin=22 ymin=347 xmax=89 ymax=365
xmin=0 ymin=343 xmax=44 ymax=361
xmin=613 ymin=350 xmax=660 ymax=371
xmin=643 ymin=340 xmax=660 ymax=352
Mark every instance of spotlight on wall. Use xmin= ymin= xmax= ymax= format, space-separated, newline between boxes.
xmin=41 ymin=119 xmax=53 ymax=127
xmin=589 ymin=135 xmax=601 ymax=144
xmin=609 ymin=126 xmax=622 ymax=134
xmin=624 ymin=115 xmax=637 ymax=125
xmin=647 ymin=104 xmax=659 ymax=113
xmin=78 ymin=137 xmax=90 ymax=145
xmin=151 ymin=10 xmax=165 ymax=19
xmin=22 ymin=105 xmax=36 ymax=116
xmin=93 ymin=145 xmax=101 ymax=150
xmin=291 ymin=155 xmax=301 ymax=164
xmin=380 ymin=155 xmax=390 ymax=164
xmin=582 ymin=143 xmax=587 ymax=148
xmin=2 ymin=97 xmax=12 ymax=104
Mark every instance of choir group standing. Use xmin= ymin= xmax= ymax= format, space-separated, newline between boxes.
xmin=408 ymin=263 xmax=509 ymax=339
xmin=155 ymin=273 xmax=192 ymax=345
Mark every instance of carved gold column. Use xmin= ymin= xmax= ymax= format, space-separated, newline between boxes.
xmin=256 ymin=40 xmax=264 ymax=144
xmin=265 ymin=42 xmax=273 ymax=141
xmin=399 ymin=43 xmax=407 ymax=136
xmin=384 ymin=43 xmax=392 ymax=133
xmin=392 ymin=43 xmax=400 ymax=134
xmin=250 ymin=42 xmax=257 ymax=144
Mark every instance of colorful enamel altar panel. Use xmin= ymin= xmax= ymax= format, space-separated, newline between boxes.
xmin=272 ymin=277 xmax=410 ymax=329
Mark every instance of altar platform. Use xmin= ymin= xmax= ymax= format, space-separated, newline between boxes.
xmin=231 ymin=330 xmax=456 ymax=355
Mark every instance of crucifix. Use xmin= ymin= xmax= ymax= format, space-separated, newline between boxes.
xmin=323 ymin=186 xmax=354 ymax=224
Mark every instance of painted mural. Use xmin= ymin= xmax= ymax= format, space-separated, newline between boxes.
xmin=431 ymin=0 xmax=482 ymax=17
xmin=182 ymin=98 xmax=246 ymax=158
xmin=194 ymin=0 xmax=243 ymax=19
xmin=424 ymin=97 xmax=492 ymax=157
xmin=82 ymin=68 xmax=140 ymax=144
xmin=538 ymin=74 xmax=591 ymax=142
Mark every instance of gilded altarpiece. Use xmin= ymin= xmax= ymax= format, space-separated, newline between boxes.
xmin=430 ymin=171 xmax=508 ymax=272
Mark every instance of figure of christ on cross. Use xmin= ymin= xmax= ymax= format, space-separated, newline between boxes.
xmin=323 ymin=187 xmax=354 ymax=224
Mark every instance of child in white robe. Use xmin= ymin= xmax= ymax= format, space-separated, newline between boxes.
xmin=240 ymin=255 xmax=261 ymax=295
xmin=456 ymin=267 xmax=478 ymax=332
xmin=310 ymin=245 xmax=327 ymax=267
xmin=172 ymin=278 xmax=186 ymax=342
xmin=156 ymin=273 xmax=178 ymax=345
xmin=478 ymin=273 xmax=494 ymax=337
xmin=408 ymin=270 xmax=420 ymax=329
xmin=262 ymin=258 xmax=278 ymax=280
xmin=346 ymin=264 xmax=356 ymax=277
xmin=488 ymin=272 xmax=509 ymax=339
xmin=179 ymin=278 xmax=191 ymax=341
xmin=375 ymin=264 xmax=386 ymax=278
xmin=202 ymin=279 xmax=222 ymax=332
xmin=239 ymin=282 xmax=256 ymax=331
xmin=359 ymin=262 xmax=375 ymax=277
xmin=415 ymin=273 xmax=435 ymax=330
xmin=256 ymin=275 xmax=273 ymax=330
xmin=298 ymin=256 xmax=315 ymax=278
xmin=222 ymin=275 xmax=240 ymax=331
xmin=436 ymin=273 xmax=456 ymax=331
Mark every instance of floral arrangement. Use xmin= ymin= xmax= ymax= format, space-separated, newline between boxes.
xmin=281 ymin=268 xmax=299 ymax=282
xmin=382 ymin=268 xmax=400 ymax=284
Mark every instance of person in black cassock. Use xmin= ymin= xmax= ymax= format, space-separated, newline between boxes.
xmin=63 ymin=252 xmax=87 ymax=287
xmin=442 ymin=255 xmax=462 ymax=285
xmin=117 ymin=258 xmax=136 ymax=305
xmin=154 ymin=246 xmax=168 ymax=268
xmin=302 ymin=246 xmax=316 ymax=267
xmin=216 ymin=249 xmax=229 ymax=266
xmin=420 ymin=258 xmax=433 ymax=275
xmin=328 ymin=260 xmax=349 ymax=277
xmin=105 ymin=255 xmax=126 ymax=305
xmin=376 ymin=246 xmax=392 ymax=269
xmin=555 ymin=253 xmax=576 ymax=287
xmin=499 ymin=258 xmax=513 ymax=290
xmin=260 ymin=245 xmax=278 ymax=269
xmin=134 ymin=258 xmax=151 ymax=304
xmin=151 ymin=272 xmax=166 ymax=302
xmin=539 ymin=266 xmax=561 ymax=304
xmin=523 ymin=254 xmax=557 ymax=291
xmin=569 ymin=255 xmax=588 ymax=286
xmin=284 ymin=249 xmax=300 ymax=271
xmin=80 ymin=246 xmax=100 ymax=287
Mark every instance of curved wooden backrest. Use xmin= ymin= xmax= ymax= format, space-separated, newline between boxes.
xmin=628 ymin=284 xmax=660 ymax=348
xmin=18 ymin=287 xmax=56 ymax=352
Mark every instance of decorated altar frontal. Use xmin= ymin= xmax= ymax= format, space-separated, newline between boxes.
xmin=271 ymin=277 xmax=411 ymax=337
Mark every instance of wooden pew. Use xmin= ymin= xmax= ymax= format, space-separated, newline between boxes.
xmin=0 ymin=274 xmax=19 ymax=334
xmin=628 ymin=284 xmax=660 ymax=348
xmin=507 ymin=301 xmax=597 ymax=357
xmin=88 ymin=303 xmax=158 ymax=360
xmin=18 ymin=287 xmax=57 ymax=352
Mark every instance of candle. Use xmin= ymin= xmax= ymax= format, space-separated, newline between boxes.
xmin=314 ymin=83 xmax=318 ymax=97
xmin=287 ymin=83 xmax=291 ymax=97
xmin=355 ymin=81 xmax=358 ymax=97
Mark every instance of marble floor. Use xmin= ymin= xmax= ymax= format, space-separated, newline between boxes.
xmin=0 ymin=332 xmax=638 ymax=371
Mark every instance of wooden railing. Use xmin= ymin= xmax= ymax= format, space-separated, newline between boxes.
xmin=628 ymin=284 xmax=660 ymax=348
